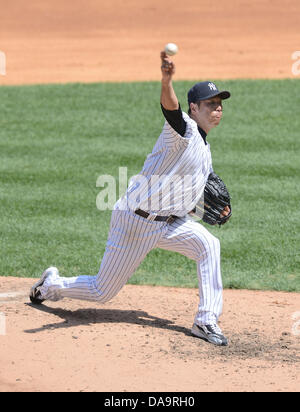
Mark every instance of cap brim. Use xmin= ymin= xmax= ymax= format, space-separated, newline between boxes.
xmin=216 ymin=90 xmax=230 ymax=100
xmin=197 ymin=90 xmax=231 ymax=101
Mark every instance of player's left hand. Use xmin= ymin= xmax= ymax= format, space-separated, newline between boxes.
xmin=220 ymin=205 xmax=231 ymax=218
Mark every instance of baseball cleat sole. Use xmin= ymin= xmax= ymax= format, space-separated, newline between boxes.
xmin=29 ymin=266 xmax=58 ymax=305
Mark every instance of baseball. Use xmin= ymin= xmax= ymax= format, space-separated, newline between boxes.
xmin=164 ymin=43 xmax=178 ymax=56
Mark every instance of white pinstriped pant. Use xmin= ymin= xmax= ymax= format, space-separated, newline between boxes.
xmin=40 ymin=209 xmax=223 ymax=325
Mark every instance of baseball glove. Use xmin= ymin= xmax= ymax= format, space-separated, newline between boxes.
xmin=190 ymin=172 xmax=232 ymax=226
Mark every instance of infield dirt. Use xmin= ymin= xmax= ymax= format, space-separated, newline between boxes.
xmin=0 ymin=0 xmax=299 ymax=84
xmin=0 ymin=0 xmax=299 ymax=392
xmin=0 ymin=278 xmax=299 ymax=392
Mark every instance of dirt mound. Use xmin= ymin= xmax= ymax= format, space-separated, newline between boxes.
xmin=0 ymin=277 xmax=299 ymax=392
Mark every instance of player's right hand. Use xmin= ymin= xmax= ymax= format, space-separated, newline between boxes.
xmin=160 ymin=51 xmax=175 ymax=79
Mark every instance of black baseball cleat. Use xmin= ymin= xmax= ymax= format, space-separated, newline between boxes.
xmin=191 ymin=323 xmax=228 ymax=346
xmin=29 ymin=267 xmax=58 ymax=305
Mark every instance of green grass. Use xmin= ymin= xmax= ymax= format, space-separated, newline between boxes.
xmin=0 ymin=80 xmax=300 ymax=291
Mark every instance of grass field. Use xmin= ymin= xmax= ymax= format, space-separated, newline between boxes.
xmin=0 ymin=80 xmax=299 ymax=291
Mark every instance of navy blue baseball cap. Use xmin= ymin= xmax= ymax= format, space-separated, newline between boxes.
xmin=188 ymin=81 xmax=230 ymax=105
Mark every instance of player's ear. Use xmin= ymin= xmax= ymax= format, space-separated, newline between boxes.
xmin=190 ymin=102 xmax=198 ymax=114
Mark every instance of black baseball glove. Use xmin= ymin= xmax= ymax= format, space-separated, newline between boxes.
xmin=190 ymin=172 xmax=232 ymax=226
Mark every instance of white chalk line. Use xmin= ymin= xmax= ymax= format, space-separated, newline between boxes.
xmin=0 ymin=291 xmax=28 ymax=302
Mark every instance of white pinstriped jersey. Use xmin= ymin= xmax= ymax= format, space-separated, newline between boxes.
xmin=115 ymin=112 xmax=213 ymax=217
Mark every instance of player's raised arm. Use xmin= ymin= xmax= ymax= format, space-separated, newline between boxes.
xmin=160 ymin=51 xmax=179 ymax=110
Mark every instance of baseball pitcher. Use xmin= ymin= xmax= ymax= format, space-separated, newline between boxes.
xmin=30 ymin=51 xmax=232 ymax=346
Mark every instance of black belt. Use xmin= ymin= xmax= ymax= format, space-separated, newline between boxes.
xmin=135 ymin=209 xmax=177 ymax=224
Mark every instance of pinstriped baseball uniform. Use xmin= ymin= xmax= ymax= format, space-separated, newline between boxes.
xmin=40 ymin=110 xmax=223 ymax=326
xmin=118 ymin=111 xmax=212 ymax=215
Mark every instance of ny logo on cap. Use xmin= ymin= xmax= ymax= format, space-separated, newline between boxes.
xmin=208 ymin=82 xmax=217 ymax=91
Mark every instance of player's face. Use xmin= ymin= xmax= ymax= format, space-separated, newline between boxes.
xmin=191 ymin=97 xmax=223 ymax=132
xmin=202 ymin=97 xmax=223 ymax=124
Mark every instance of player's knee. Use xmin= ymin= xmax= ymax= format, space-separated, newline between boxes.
xmin=210 ymin=234 xmax=220 ymax=252
xmin=92 ymin=280 xmax=120 ymax=303
xmin=94 ymin=289 xmax=113 ymax=303
xmin=209 ymin=234 xmax=220 ymax=257
xmin=195 ymin=233 xmax=220 ymax=261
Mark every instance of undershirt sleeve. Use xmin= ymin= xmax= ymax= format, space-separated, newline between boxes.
xmin=161 ymin=104 xmax=187 ymax=137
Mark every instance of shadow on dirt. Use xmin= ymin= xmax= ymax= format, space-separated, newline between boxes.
xmin=24 ymin=303 xmax=300 ymax=364
xmin=24 ymin=303 xmax=191 ymax=336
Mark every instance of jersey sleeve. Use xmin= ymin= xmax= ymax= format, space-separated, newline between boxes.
xmin=161 ymin=104 xmax=187 ymax=137
xmin=160 ymin=104 xmax=195 ymax=150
